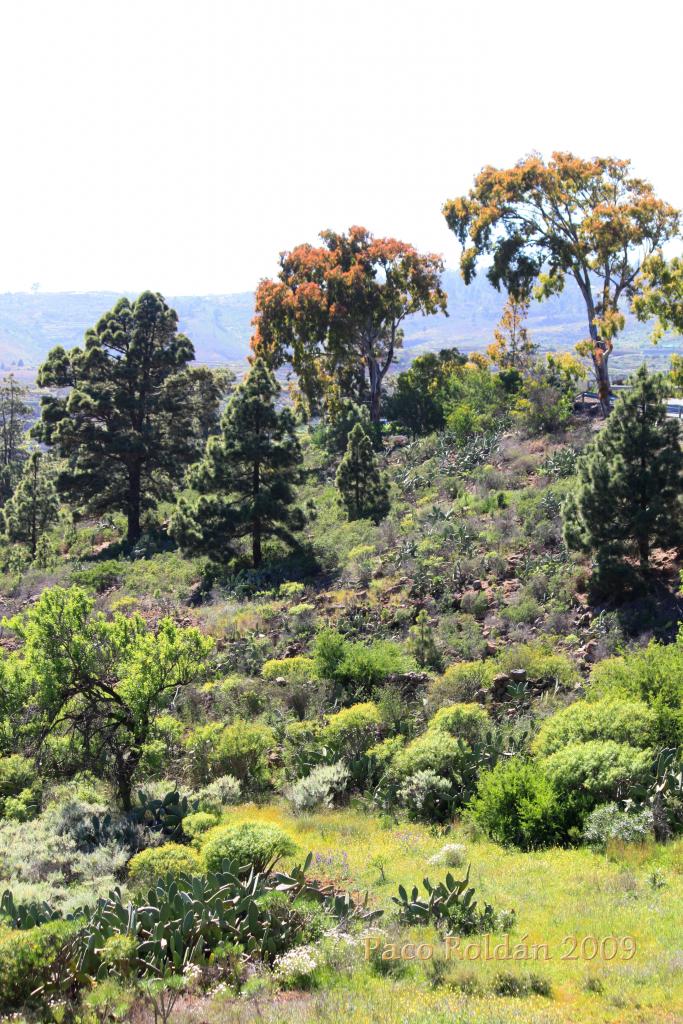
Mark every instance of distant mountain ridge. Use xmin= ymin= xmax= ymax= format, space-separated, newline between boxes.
xmin=0 ymin=273 xmax=676 ymax=377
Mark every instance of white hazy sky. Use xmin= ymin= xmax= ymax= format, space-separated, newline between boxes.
xmin=1 ymin=0 xmax=681 ymax=296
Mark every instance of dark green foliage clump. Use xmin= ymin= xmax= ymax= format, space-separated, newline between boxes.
xmin=336 ymin=423 xmax=390 ymax=524
xmin=562 ymin=365 xmax=683 ymax=581
xmin=171 ymin=358 xmax=303 ymax=568
xmin=35 ymin=291 xmax=225 ymax=544
xmin=0 ymin=920 xmax=79 ymax=1012
xmin=3 ymin=451 xmax=59 ymax=557
xmin=468 ymin=759 xmax=561 ymax=850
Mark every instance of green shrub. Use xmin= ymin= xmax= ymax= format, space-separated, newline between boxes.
xmin=214 ymin=721 xmax=275 ymax=787
xmin=312 ymin=630 xmax=412 ymax=697
xmin=468 ymin=759 xmax=561 ymax=849
xmin=287 ymin=762 xmax=349 ymax=814
xmin=588 ymin=638 xmax=683 ymax=747
xmin=367 ymin=735 xmax=405 ymax=774
xmin=582 ymin=803 xmax=654 ymax=850
xmin=262 ymin=656 xmax=319 ymax=683
xmin=183 ymin=811 xmax=220 ymax=843
xmin=322 ymin=702 xmax=382 ymax=761
xmin=397 ymin=769 xmax=453 ymax=822
xmin=542 ymin=741 xmax=653 ymax=833
xmin=429 ymin=703 xmax=490 ymax=746
xmin=0 ymin=920 xmax=78 ymax=1012
xmin=496 ymin=643 xmax=579 ymax=689
xmin=0 ymin=756 xmax=39 ymax=818
xmin=70 ymin=559 xmax=125 ymax=593
xmin=193 ymin=774 xmax=242 ymax=814
xmin=202 ymin=822 xmax=296 ymax=873
xmin=533 ymin=698 xmax=658 ymax=756
xmin=312 ymin=629 xmax=348 ymax=680
xmin=460 ymin=590 xmax=490 ymax=620
xmin=428 ymin=661 xmax=495 ymax=708
xmin=501 ymin=595 xmax=542 ymax=625
xmin=128 ymin=843 xmax=202 ymax=891
xmin=392 ymin=730 xmax=465 ymax=782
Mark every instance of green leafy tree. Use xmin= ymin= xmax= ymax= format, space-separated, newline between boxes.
xmin=3 ymin=451 xmax=59 ymax=557
xmin=633 ymin=253 xmax=683 ymax=339
xmin=252 ymin=226 xmax=447 ymax=421
xmin=34 ymin=291 xmax=226 ymax=544
xmin=0 ymin=375 xmax=32 ymax=504
xmin=487 ymin=295 xmax=538 ymax=370
xmin=336 ymin=423 xmax=390 ymax=523
xmin=385 ymin=350 xmax=466 ymax=438
xmin=170 ymin=359 xmax=303 ymax=568
xmin=444 ymin=153 xmax=679 ymax=414
xmin=562 ymin=365 xmax=683 ymax=574
xmin=2 ymin=586 xmax=213 ymax=809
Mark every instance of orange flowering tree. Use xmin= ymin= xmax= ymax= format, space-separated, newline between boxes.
xmin=251 ymin=226 xmax=447 ymax=421
xmin=443 ymin=153 xmax=679 ymax=414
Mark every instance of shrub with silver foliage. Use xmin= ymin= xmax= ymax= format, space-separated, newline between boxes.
xmin=287 ymin=762 xmax=349 ymax=814
xmin=582 ymin=802 xmax=654 ymax=850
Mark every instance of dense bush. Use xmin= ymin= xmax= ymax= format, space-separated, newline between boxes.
xmin=542 ymin=741 xmax=653 ymax=833
xmin=392 ymin=729 xmax=464 ymax=781
xmin=427 ymin=661 xmax=495 ymax=708
xmin=0 ymin=755 xmax=39 ymax=818
xmin=468 ymin=759 xmax=561 ymax=849
xmin=312 ymin=629 xmax=412 ymax=699
xmin=429 ymin=703 xmax=491 ymax=746
xmin=186 ymin=721 xmax=274 ymax=789
xmin=0 ymin=920 xmax=78 ymax=1012
xmin=397 ymin=769 xmax=453 ymax=822
xmin=182 ymin=811 xmax=219 ymax=843
xmin=262 ymin=656 xmax=319 ymax=683
xmin=287 ymin=761 xmax=349 ymax=813
xmin=588 ymin=637 xmax=683 ymax=747
xmin=533 ymin=698 xmax=658 ymax=755
xmin=495 ymin=643 xmax=579 ymax=689
xmin=202 ymin=822 xmax=296 ymax=873
xmin=192 ymin=774 xmax=242 ymax=814
xmin=127 ymin=843 xmax=202 ymax=892
xmin=582 ymin=803 xmax=654 ymax=850
xmin=322 ymin=702 xmax=382 ymax=762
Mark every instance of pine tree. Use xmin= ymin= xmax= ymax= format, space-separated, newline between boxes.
xmin=336 ymin=423 xmax=390 ymax=523
xmin=34 ymin=292 xmax=226 ymax=544
xmin=0 ymin=375 xmax=32 ymax=505
xmin=3 ymin=451 xmax=60 ymax=557
xmin=562 ymin=365 xmax=683 ymax=575
xmin=170 ymin=359 xmax=303 ymax=568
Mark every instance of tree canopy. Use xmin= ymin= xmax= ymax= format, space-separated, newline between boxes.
xmin=251 ymin=226 xmax=448 ymax=421
xmin=34 ymin=291 xmax=226 ymax=544
xmin=633 ymin=253 xmax=683 ymax=338
xmin=443 ymin=152 xmax=679 ymax=414
xmin=1 ymin=586 xmax=213 ymax=808
xmin=170 ymin=358 xmax=303 ymax=568
xmin=562 ymin=365 xmax=683 ymax=577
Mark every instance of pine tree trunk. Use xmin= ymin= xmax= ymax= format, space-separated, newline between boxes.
xmin=638 ymin=537 xmax=650 ymax=572
xmin=127 ymin=464 xmax=142 ymax=544
xmin=252 ymin=525 xmax=262 ymax=568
